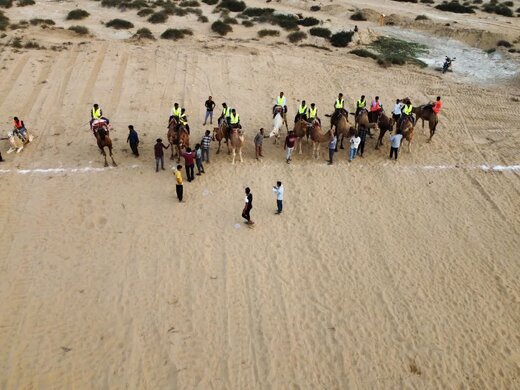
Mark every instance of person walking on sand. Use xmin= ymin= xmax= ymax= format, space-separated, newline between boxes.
xmin=272 ymin=181 xmax=284 ymax=214
xmin=194 ymin=143 xmax=205 ymax=175
xmin=127 ymin=125 xmax=139 ymax=157
xmin=154 ymin=138 xmax=169 ymax=172
xmin=175 ymin=164 xmax=183 ymax=202
xmin=328 ymin=132 xmax=337 ymax=165
xmin=180 ymin=146 xmax=195 ymax=182
xmin=254 ymin=128 xmax=265 ymax=159
xmin=284 ymin=130 xmax=297 ymax=164
xmin=349 ymin=133 xmax=361 ymax=162
xmin=203 ymin=96 xmax=216 ymax=126
xmin=242 ymin=187 xmax=254 ymax=225
xmin=357 ymin=125 xmax=367 ymax=157
xmin=389 ymin=129 xmax=403 ymax=160
xmin=201 ymin=130 xmax=212 ymax=163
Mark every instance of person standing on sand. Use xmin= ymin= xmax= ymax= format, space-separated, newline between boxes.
xmin=203 ymin=96 xmax=216 ymax=126
xmin=154 ymin=138 xmax=169 ymax=172
xmin=242 ymin=187 xmax=254 ymax=225
xmin=389 ymin=129 xmax=403 ymax=160
xmin=254 ymin=128 xmax=265 ymax=159
xmin=328 ymin=132 xmax=337 ymax=165
xmin=127 ymin=125 xmax=139 ymax=157
xmin=349 ymin=133 xmax=361 ymax=162
xmin=194 ymin=144 xmax=205 ymax=176
xmin=272 ymin=181 xmax=284 ymax=214
xmin=357 ymin=125 xmax=368 ymax=157
xmin=175 ymin=164 xmax=183 ymax=202
xmin=284 ymin=130 xmax=297 ymax=164
xmin=201 ymin=130 xmax=212 ymax=163
xmin=180 ymin=147 xmax=195 ymax=182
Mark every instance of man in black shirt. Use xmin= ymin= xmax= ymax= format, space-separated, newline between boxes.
xmin=203 ymin=96 xmax=216 ymax=126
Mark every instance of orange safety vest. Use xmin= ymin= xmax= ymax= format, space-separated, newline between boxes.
xmin=370 ymin=100 xmax=380 ymax=112
xmin=433 ymin=100 xmax=442 ymax=114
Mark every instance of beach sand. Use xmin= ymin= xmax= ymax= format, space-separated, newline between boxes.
xmin=0 ymin=0 xmax=519 ymax=388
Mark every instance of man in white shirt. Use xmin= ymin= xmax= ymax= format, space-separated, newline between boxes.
xmin=272 ymin=181 xmax=284 ymax=214
xmin=392 ymin=99 xmax=403 ymax=122
xmin=349 ymin=134 xmax=361 ymax=162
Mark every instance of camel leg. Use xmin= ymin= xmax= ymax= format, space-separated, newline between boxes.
xmin=298 ymin=139 xmax=302 ymax=154
xmin=216 ymin=140 xmax=221 ymax=154
xmin=231 ymin=148 xmax=236 ymax=164
xmin=227 ymin=139 xmax=231 ymax=155
xmin=408 ymin=140 xmax=412 ymax=153
xmin=101 ymin=149 xmax=108 ymax=167
xmin=239 ymin=147 xmax=243 ymax=163
xmin=109 ymin=147 xmax=117 ymax=167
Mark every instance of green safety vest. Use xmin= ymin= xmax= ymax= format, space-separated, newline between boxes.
xmin=298 ymin=105 xmax=307 ymax=114
xmin=230 ymin=113 xmax=239 ymax=124
xmin=92 ymin=107 xmax=101 ymax=119
xmin=335 ymin=99 xmax=344 ymax=109
xmin=356 ymin=99 xmax=366 ymax=108
xmin=172 ymin=107 xmax=181 ymax=116
xmin=308 ymin=107 xmax=317 ymax=118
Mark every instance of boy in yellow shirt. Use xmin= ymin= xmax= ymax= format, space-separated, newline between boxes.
xmin=175 ymin=164 xmax=183 ymax=202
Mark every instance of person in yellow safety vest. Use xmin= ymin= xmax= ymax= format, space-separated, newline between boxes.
xmin=178 ymin=108 xmax=190 ymax=134
xmin=307 ymin=103 xmax=321 ymax=125
xmin=229 ymin=109 xmax=240 ymax=128
xmin=168 ymin=103 xmax=181 ymax=127
xmin=219 ymin=103 xmax=231 ymax=126
xmin=294 ymin=100 xmax=308 ymax=123
xmin=90 ymin=103 xmax=109 ymax=129
xmin=273 ymin=91 xmax=287 ymax=118
xmin=332 ymin=93 xmax=347 ymax=127
xmin=355 ymin=95 xmax=366 ymax=117
xmin=400 ymin=98 xmax=414 ymax=126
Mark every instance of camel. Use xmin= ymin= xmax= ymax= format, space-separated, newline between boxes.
xmin=292 ymin=118 xmax=310 ymax=154
xmin=309 ymin=121 xmax=332 ymax=159
xmin=212 ymin=120 xmax=230 ymax=154
xmin=333 ymin=112 xmax=357 ymax=151
xmin=399 ymin=116 xmax=415 ymax=153
xmin=229 ymin=126 xmax=244 ymax=164
xmin=6 ymin=130 xmax=34 ymax=154
xmin=167 ymin=118 xmax=190 ymax=162
xmin=269 ymin=106 xmax=286 ymax=144
xmin=95 ymin=126 xmax=117 ymax=167
xmin=413 ymin=105 xmax=439 ymax=142
xmin=375 ymin=112 xmax=395 ymax=149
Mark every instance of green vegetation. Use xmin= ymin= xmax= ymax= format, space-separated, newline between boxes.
xmin=161 ymin=28 xmax=193 ymax=40
xmin=497 ymin=39 xmax=512 ymax=47
xmin=482 ymin=1 xmax=513 ymax=17
xmin=162 ymin=3 xmax=188 ymax=16
xmin=137 ymin=8 xmax=154 ymax=16
xmin=287 ymin=31 xmax=306 ymax=43
xmin=29 ymin=18 xmax=55 ymax=26
xmin=257 ymin=29 xmax=279 ymax=37
xmin=485 ymin=48 xmax=496 ymax=54
xmin=148 ymin=11 xmax=168 ymax=23
xmin=24 ymin=40 xmax=43 ymax=49
xmin=0 ymin=10 xmax=8 ymax=30
xmin=297 ymin=17 xmax=320 ymax=26
xmin=211 ymin=20 xmax=232 ymax=35
xmin=179 ymin=0 xmax=200 ymax=6
xmin=17 ymin=0 xmax=35 ymax=6
xmin=420 ymin=0 xmax=435 ymax=3
xmin=201 ymin=0 xmax=218 ymax=4
xmin=330 ymin=31 xmax=354 ymax=47
xmin=218 ymin=0 xmax=246 ymax=12
xmin=241 ymin=7 xmax=274 ymax=17
xmin=415 ymin=14 xmax=429 ymax=20
xmin=0 ymin=0 xmax=13 ymax=8
xmin=350 ymin=48 xmax=378 ymax=59
xmin=66 ymin=9 xmax=90 ymax=20
xmin=68 ymin=25 xmax=89 ymax=35
xmin=309 ymin=27 xmax=331 ymax=39
xmin=223 ymin=16 xmax=238 ymax=24
xmin=310 ymin=5 xmax=320 ymax=11
xmin=369 ymin=36 xmax=428 ymax=67
xmin=350 ymin=11 xmax=366 ymax=21
xmin=134 ymin=27 xmax=154 ymax=39
xmin=435 ymin=0 xmax=475 ymax=13
xmin=101 ymin=0 xmax=148 ymax=8
xmin=198 ymin=15 xmax=209 ymax=22
xmin=242 ymin=20 xmax=254 ymax=27
xmin=106 ymin=19 xmax=134 ymax=29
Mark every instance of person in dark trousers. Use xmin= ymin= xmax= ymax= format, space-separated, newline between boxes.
xmin=389 ymin=129 xmax=403 ymax=160
xmin=200 ymin=130 xmax=212 ymax=163
xmin=357 ymin=125 xmax=368 ymax=157
xmin=127 ymin=125 xmax=139 ymax=157
xmin=0 ymin=151 xmax=4 ymax=162
xmin=272 ymin=181 xmax=284 ymax=214
xmin=254 ymin=128 xmax=265 ymax=159
xmin=175 ymin=164 xmax=183 ymax=202
xmin=181 ymin=147 xmax=195 ymax=182
xmin=328 ymin=132 xmax=337 ymax=165
xmin=154 ymin=138 xmax=169 ymax=172
xmin=203 ymin=96 xmax=216 ymax=125
xmin=194 ymin=144 xmax=205 ymax=175
xmin=242 ymin=187 xmax=254 ymax=225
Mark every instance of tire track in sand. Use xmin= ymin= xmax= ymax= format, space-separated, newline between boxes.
xmin=0 ymin=55 xmax=29 ymax=110
xmin=79 ymin=43 xmax=108 ymax=109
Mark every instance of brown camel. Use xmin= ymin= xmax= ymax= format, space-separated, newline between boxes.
xmin=167 ymin=118 xmax=190 ymax=162
xmin=412 ymin=105 xmax=439 ymax=142
xmin=212 ymin=120 xmax=230 ymax=154
xmin=292 ymin=118 xmax=310 ymax=154
xmin=400 ymin=116 xmax=415 ymax=153
xmin=375 ymin=112 xmax=395 ymax=149
xmin=310 ymin=121 xmax=332 ymax=159
xmin=95 ymin=127 xmax=117 ymax=167
xmin=229 ymin=126 xmax=244 ymax=164
xmin=334 ymin=112 xmax=356 ymax=151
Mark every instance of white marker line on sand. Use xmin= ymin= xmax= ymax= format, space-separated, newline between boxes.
xmin=0 ymin=164 xmax=519 ymax=175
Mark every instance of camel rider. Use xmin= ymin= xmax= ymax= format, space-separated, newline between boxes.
xmin=90 ymin=104 xmax=109 ymax=128
xmin=229 ymin=109 xmax=240 ymax=128
xmin=401 ymin=99 xmax=414 ymax=125
xmin=370 ymin=96 xmax=382 ymax=112
xmin=178 ymin=108 xmax=190 ymax=134
xmin=294 ymin=100 xmax=308 ymax=123
xmin=13 ymin=116 xmax=27 ymax=141
xmin=273 ymin=92 xmax=287 ymax=118
xmin=332 ymin=93 xmax=347 ymax=124
xmin=425 ymin=96 xmax=443 ymax=115
xmin=308 ymin=103 xmax=321 ymax=125
xmin=169 ymin=103 xmax=181 ymax=126
xmin=355 ymin=95 xmax=366 ymax=117
xmin=219 ymin=103 xmax=231 ymax=126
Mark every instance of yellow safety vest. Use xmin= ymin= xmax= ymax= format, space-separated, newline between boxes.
xmin=403 ymin=104 xmax=413 ymax=115
xmin=222 ymin=107 xmax=230 ymax=117
xmin=308 ymin=107 xmax=317 ymax=118
xmin=92 ymin=107 xmax=101 ymax=119
xmin=172 ymin=107 xmax=181 ymax=117
xmin=230 ymin=113 xmax=239 ymax=124
xmin=179 ymin=114 xmax=188 ymax=125
xmin=277 ymin=96 xmax=285 ymax=106
xmin=298 ymin=105 xmax=307 ymax=114
xmin=335 ymin=99 xmax=344 ymax=109
xmin=356 ymin=99 xmax=366 ymax=108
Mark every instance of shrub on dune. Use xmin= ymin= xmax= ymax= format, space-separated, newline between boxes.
xmin=297 ymin=17 xmax=320 ymax=26
xmin=69 ymin=25 xmax=89 ymax=35
xmin=66 ymin=9 xmax=90 ymax=20
xmin=17 ymin=0 xmax=35 ymax=6
xmin=134 ymin=27 xmax=155 ymax=39
xmin=0 ymin=10 xmax=9 ymax=30
xmin=137 ymin=8 xmax=154 ymax=16
xmin=211 ymin=20 xmax=232 ymax=35
xmin=287 ymin=31 xmax=306 ymax=43
xmin=257 ymin=29 xmax=279 ymax=37
xmin=148 ymin=11 xmax=168 ymax=23
xmin=30 ymin=18 xmax=55 ymax=26
xmin=329 ymin=31 xmax=354 ymax=47
xmin=218 ymin=0 xmax=246 ymax=12
xmin=160 ymin=28 xmax=193 ymax=40
xmin=309 ymin=27 xmax=331 ymax=39
xmin=106 ymin=19 xmax=134 ymax=29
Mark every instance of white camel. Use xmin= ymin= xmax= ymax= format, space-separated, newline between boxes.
xmin=269 ymin=106 xmax=285 ymax=144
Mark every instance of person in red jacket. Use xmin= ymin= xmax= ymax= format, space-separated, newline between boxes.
xmin=13 ymin=117 xmax=28 ymax=141
xmin=432 ymin=96 xmax=442 ymax=115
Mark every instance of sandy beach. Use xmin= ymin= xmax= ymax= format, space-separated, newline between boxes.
xmin=0 ymin=0 xmax=519 ymax=388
